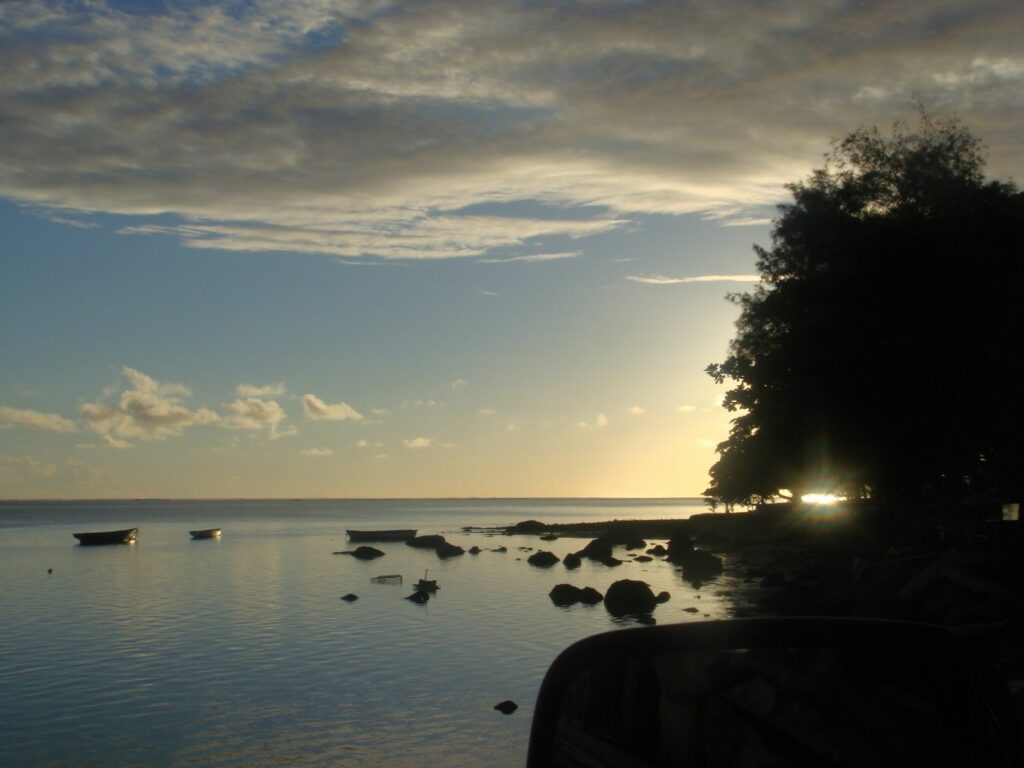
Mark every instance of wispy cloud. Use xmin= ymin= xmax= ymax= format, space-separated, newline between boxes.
xmin=303 ymin=394 xmax=363 ymax=421
xmin=403 ymin=437 xmax=433 ymax=448
xmin=677 ymin=404 xmax=697 ymax=413
xmin=627 ymin=405 xmax=645 ymax=416
xmin=236 ymin=382 xmax=286 ymax=397
xmin=0 ymin=405 xmax=78 ymax=433
xmin=626 ymin=274 xmax=761 ymax=285
xmin=578 ymin=412 xmax=609 ymax=429
xmin=80 ymin=367 xmax=217 ymax=447
xmin=300 ymin=447 xmax=332 ymax=457
xmin=448 ymin=379 xmax=468 ymax=392
xmin=477 ymin=251 xmax=581 ymax=264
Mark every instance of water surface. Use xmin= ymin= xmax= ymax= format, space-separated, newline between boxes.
xmin=0 ymin=498 xmax=735 ymax=767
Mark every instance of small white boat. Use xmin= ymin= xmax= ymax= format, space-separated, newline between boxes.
xmin=190 ymin=528 xmax=222 ymax=540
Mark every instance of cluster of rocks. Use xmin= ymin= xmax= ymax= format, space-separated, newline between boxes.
xmin=406 ymin=534 xmax=465 ymax=559
xmin=333 ymin=545 xmax=386 ymax=560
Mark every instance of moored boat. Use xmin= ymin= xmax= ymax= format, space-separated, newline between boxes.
xmin=73 ymin=528 xmax=138 ymax=545
xmin=190 ymin=528 xmax=222 ymax=539
xmin=415 ymin=569 xmax=439 ymax=591
xmin=346 ymin=529 xmax=417 ymax=542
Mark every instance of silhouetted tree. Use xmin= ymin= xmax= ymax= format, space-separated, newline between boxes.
xmin=705 ymin=115 xmax=1023 ymax=513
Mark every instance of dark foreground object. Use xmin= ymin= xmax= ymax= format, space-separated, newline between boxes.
xmin=73 ymin=528 xmax=138 ymax=545
xmin=494 ymin=700 xmax=518 ymax=714
xmin=189 ymin=528 xmax=221 ymax=539
xmin=527 ymin=618 xmax=1018 ymax=768
xmin=346 ymin=529 xmax=417 ymax=542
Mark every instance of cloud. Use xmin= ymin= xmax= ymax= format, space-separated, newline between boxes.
xmin=448 ymin=379 xmax=468 ymax=392
xmin=627 ymin=405 xmax=645 ymax=416
xmin=355 ymin=439 xmax=369 ymax=448
xmin=101 ymin=434 xmax=131 ymax=449
xmin=0 ymin=405 xmax=78 ymax=433
xmin=578 ymin=412 xmax=609 ymax=429
xmin=403 ymin=399 xmax=440 ymax=409
xmin=478 ymin=407 xmax=496 ymax=416
xmin=477 ymin=251 xmax=581 ymax=264
xmin=300 ymin=447 xmax=333 ymax=457
xmin=236 ymin=382 xmax=286 ymax=397
xmin=677 ymin=404 xmax=697 ymax=413
xmin=626 ymin=274 xmax=762 ymax=285
xmin=695 ymin=438 xmax=717 ymax=449
xmin=303 ymin=394 xmax=363 ymax=421
xmin=80 ymin=367 xmax=217 ymax=446
xmin=222 ymin=397 xmax=289 ymax=437
xmin=403 ymin=437 xmax=433 ymax=448
xmin=0 ymin=1 xmax=1021 ymax=263
xmin=480 ymin=291 xmax=499 ymax=297
xmin=507 ymin=423 xmax=518 ymax=432
xmin=370 ymin=407 xmax=391 ymax=418
xmin=0 ymin=455 xmax=57 ymax=483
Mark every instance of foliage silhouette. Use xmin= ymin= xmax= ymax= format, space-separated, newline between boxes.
xmin=705 ymin=114 xmax=1023 ymax=512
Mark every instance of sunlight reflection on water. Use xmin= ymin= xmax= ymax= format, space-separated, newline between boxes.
xmin=0 ymin=499 xmax=719 ymax=767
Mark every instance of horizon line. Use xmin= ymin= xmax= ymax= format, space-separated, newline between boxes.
xmin=0 ymin=495 xmax=707 ymax=503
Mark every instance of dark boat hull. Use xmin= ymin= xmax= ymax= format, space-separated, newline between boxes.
xmin=73 ymin=528 xmax=138 ymax=545
xmin=190 ymin=528 xmax=222 ymax=539
xmin=346 ymin=529 xmax=417 ymax=542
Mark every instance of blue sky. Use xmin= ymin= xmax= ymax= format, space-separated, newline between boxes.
xmin=1 ymin=1 xmax=1021 ymax=498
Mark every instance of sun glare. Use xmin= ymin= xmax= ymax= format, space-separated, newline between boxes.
xmin=801 ymin=493 xmax=843 ymax=505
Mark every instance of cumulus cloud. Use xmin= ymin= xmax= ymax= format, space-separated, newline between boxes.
xmin=4 ymin=2 xmax=1018 ymax=260
xmin=79 ymin=367 xmax=217 ymax=446
xmin=222 ymin=397 xmax=289 ymax=437
xmin=403 ymin=437 xmax=433 ymax=448
xmin=626 ymin=274 xmax=762 ymax=285
xmin=628 ymin=405 xmax=645 ymax=416
xmin=303 ymin=394 xmax=363 ymax=421
xmin=0 ymin=405 xmax=78 ymax=432
xmin=300 ymin=447 xmax=333 ymax=457
xmin=236 ymin=382 xmax=286 ymax=397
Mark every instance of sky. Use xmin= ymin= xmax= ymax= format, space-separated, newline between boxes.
xmin=1 ymin=1 xmax=1022 ymax=499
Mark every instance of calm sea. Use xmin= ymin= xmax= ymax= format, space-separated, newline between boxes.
xmin=0 ymin=498 xmax=738 ymax=767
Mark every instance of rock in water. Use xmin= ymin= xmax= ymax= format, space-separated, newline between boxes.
xmin=563 ymin=552 xmax=582 ymax=570
xmin=646 ymin=544 xmax=668 ymax=556
xmin=494 ymin=700 xmax=518 ymax=714
xmin=435 ymin=541 xmax=465 ymax=559
xmin=549 ymin=584 xmax=584 ymax=606
xmin=577 ymin=537 xmax=614 ymax=561
xmin=468 ymin=546 xmax=482 ymax=554
xmin=678 ymin=550 xmax=724 ymax=582
xmin=655 ymin=591 xmax=671 ymax=604
xmin=528 ymin=550 xmax=560 ymax=567
xmin=634 ymin=555 xmax=654 ymax=563
xmin=604 ymin=579 xmax=658 ymax=617
xmin=666 ymin=534 xmax=694 ymax=563
xmin=335 ymin=546 xmax=385 ymax=560
xmin=579 ymin=586 xmax=604 ymax=605
xmin=341 ymin=593 xmax=359 ymax=602
xmin=406 ymin=590 xmax=430 ymax=604
xmin=407 ymin=534 xmax=448 ymax=549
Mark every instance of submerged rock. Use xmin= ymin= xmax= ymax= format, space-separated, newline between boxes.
xmin=407 ymin=534 xmax=448 ymax=549
xmin=604 ymin=579 xmax=658 ymax=617
xmin=341 ymin=593 xmax=359 ymax=602
xmin=335 ymin=546 xmax=385 ymax=560
xmin=563 ymin=552 xmax=582 ymax=570
xmin=634 ymin=555 xmax=654 ymax=563
xmin=579 ymin=586 xmax=604 ymax=605
xmin=528 ymin=550 xmax=560 ymax=567
xmin=511 ymin=520 xmax=547 ymax=533
xmin=468 ymin=546 xmax=482 ymax=554
xmin=600 ymin=556 xmax=623 ymax=567
xmin=540 ymin=533 xmax=559 ymax=541
xmin=646 ymin=544 xmax=668 ymax=556
xmin=655 ymin=591 xmax=671 ymax=604
xmin=406 ymin=590 xmax=430 ymax=604
xmin=492 ymin=546 xmax=508 ymax=553
xmin=494 ymin=700 xmax=518 ymax=714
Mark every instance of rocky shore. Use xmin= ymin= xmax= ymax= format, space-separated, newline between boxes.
xmin=470 ymin=503 xmax=1024 ymax=727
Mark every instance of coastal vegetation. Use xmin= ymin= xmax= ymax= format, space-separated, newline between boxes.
xmin=704 ymin=114 xmax=1023 ymax=515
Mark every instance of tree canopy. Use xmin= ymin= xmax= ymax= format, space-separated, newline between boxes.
xmin=705 ymin=115 xmax=1023 ymax=511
